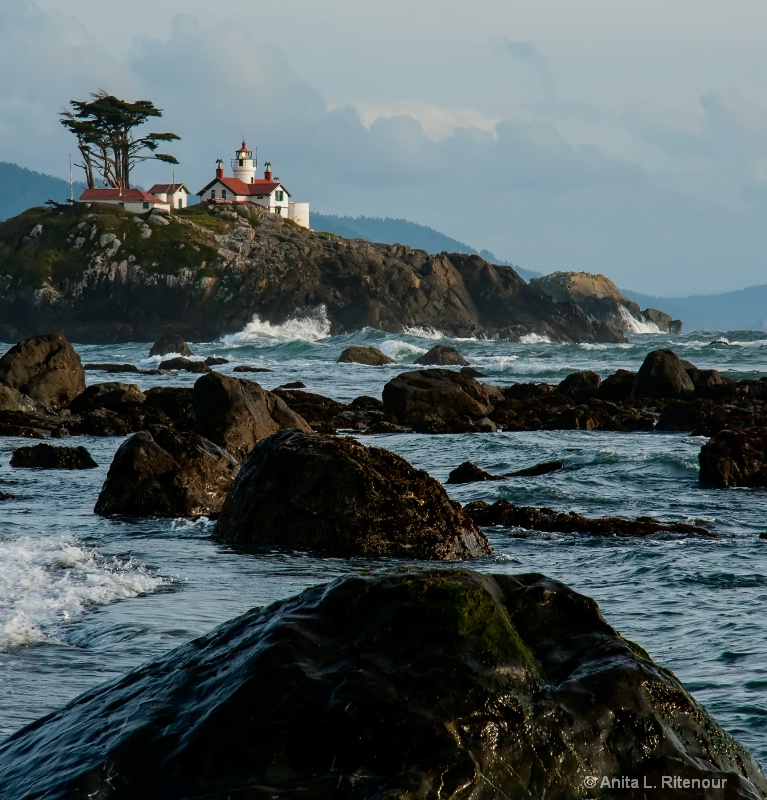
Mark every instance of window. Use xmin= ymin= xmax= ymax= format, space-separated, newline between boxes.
xmin=275 ymin=206 xmax=281 ymax=215
xmin=275 ymin=190 xmax=284 ymax=201
xmin=210 ymin=190 xmax=216 ymax=199
xmin=143 ymin=201 xmax=149 ymax=209
xmin=222 ymin=189 xmax=227 ymax=200
xmin=178 ymin=198 xmax=183 ymax=209
xmin=239 ymin=159 xmax=244 ymax=166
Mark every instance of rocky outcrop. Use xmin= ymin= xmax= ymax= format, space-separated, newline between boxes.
xmin=531 ymin=271 xmax=682 ymax=334
xmin=632 ymin=348 xmax=695 ymax=399
xmin=67 ymin=382 xmax=146 ymax=416
xmin=414 ymin=344 xmax=469 ymax=366
xmin=337 ymin=346 xmax=395 ymax=365
xmin=0 ymin=334 xmax=84 ymax=410
xmin=446 ymin=459 xmax=564 ymax=483
xmin=158 ymin=357 xmax=210 ymax=373
xmin=191 ymin=372 xmax=312 ymax=462
xmin=0 ymin=204 xmax=654 ymax=343
xmin=0 ymin=570 xmax=762 ymax=799
xmin=94 ymin=428 xmax=239 ymax=517
xmin=382 ymin=368 xmax=502 ymax=432
xmin=214 ymin=430 xmax=490 ymax=559
xmin=699 ymin=428 xmax=767 ymax=488
xmin=149 ymin=333 xmax=192 ymax=357
xmin=465 ymin=499 xmax=715 ymax=537
xmin=643 ymin=307 xmax=683 ymax=334
xmin=10 ymin=443 xmax=97 ymax=469
xmin=0 ymin=384 xmax=37 ymax=413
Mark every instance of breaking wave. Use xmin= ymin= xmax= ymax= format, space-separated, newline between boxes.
xmin=518 ymin=333 xmax=552 ymax=344
xmin=0 ymin=533 xmax=168 ymax=649
xmin=619 ymin=305 xmax=661 ymax=334
xmin=222 ymin=307 xmax=332 ymax=344
xmin=401 ymin=326 xmax=446 ymax=340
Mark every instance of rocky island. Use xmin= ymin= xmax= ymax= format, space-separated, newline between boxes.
xmin=0 ymin=202 xmax=676 ymax=343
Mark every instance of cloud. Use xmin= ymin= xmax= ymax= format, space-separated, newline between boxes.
xmin=499 ymin=39 xmax=554 ymax=100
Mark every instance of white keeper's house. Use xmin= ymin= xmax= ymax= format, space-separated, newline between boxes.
xmin=78 ymin=188 xmax=171 ymax=214
xmin=196 ymin=141 xmax=310 ymax=228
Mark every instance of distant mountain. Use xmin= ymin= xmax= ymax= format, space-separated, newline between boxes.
xmin=311 ymin=213 xmax=541 ymax=281
xmin=622 ymin=287 xmax=767 ymax=334
xmin=0 ymin=162 xmax=85 ymax=221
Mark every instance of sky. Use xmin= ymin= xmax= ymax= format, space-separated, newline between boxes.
xmin=3 ymin=0 xmax=767 ymax=295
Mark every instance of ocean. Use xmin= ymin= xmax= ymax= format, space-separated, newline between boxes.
xmin=1 ymin=315 xmax=767 ymax=769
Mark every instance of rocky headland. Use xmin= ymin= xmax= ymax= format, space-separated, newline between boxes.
xmin=0 ymin=202 xmax=674 ymax=343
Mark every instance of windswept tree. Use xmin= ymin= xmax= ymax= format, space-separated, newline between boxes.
xmin=60 ymin=91 xmax=180 ymax=190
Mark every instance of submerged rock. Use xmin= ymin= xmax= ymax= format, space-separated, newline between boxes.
xmin=10 ymin=443 xmax=97 ymax=469
xmin=465 ymin=499 xmax=715 ymax=537
xmin=0 ymin=334 xmax=84 ymax=410
xmin=214 ymin=430 xmax=490 ymax=559
xmin=337 ymin=346 xmax=395 ymax=365
xmin=158 ymin=356 xmax=210 ymax=373
xmin=94 ymin=428 xmax=239 ymax=518
xmin=0 ymin=570 xmax=762 ymax=799
xmin=446 ymin=459 xmax=564 ymax=484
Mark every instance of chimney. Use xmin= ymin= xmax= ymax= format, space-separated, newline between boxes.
xmin=264 ymin=161 xmax=272 ymax=182
xmin=215 ymin=158 xmax=224 ymax=179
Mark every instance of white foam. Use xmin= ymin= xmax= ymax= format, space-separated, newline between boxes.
xmin=518 ymin=333 xmax=552 ymax=344
xmin=402 ymin=326 xmax=446 ymax=340
xmin=222 ymin=307 xmax=331 ymax=344
xmin=379 ymin=340 xmax=427 ymax=359
xmin=619 ymin=305 xmax=661 ymax=334
xmin=0 ymin=534 xmax=167 ymax=649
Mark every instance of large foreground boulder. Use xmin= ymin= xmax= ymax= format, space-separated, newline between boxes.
xmin=214 ymin=430 xmax=490 ymax=559
xmin=0 ymin=334 xmax=85 ymax=409
xmin=699 ymin=427 xmax=767 ymax=488
xmin=191 ymin=372 xmax=312 ymax=462
xmin=94 ymin=428 xmax=239 ymax=517
xmin=0 ymin=570 xmax=763 ymax=799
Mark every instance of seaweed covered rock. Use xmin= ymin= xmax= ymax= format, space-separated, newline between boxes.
xmin=0 ymin=334 xmax=84 ymax=410
xmin=191 ymin=372 xmax=312 ymax=462
xmin=10 ymin=443 xmax=97 ymax=469
xmin=0 ymin=570 xmax=763 ymax=799
xmin=699 ymin=427 xmax=767 ymax=488
xmin=94 ymin=428 xmax=238 ymax=517
xmin=214 ymin=430 xmax=490 ymax=559
xmin=465 ymin=499 xmax=715 ymax=537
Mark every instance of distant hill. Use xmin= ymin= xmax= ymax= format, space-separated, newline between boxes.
xmin=311 ymin=213 xmax=541 ymax=281
xmin=623 ymin=287 xmax=767 ymax=334
xmin=0 ymin=162 xmax=85 ymax=221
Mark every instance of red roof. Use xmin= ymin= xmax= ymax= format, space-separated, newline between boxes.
xmin=196 ymin=177 xmax=288 ymax=197
xmin=79 ymin=188 xmax=168 ymax=204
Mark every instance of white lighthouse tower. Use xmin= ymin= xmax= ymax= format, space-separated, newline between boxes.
xmin=231 ymin=140 xmax=256 ymax=183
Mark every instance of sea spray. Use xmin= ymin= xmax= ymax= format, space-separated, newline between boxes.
xmin=222 ymin=307 xmax=332 ymax=344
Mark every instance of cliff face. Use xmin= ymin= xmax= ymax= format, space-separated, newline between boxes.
xmin=0 ymin=203 xmax=628 ymax=343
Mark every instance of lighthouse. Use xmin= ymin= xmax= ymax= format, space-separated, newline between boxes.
xmin=231 ymin=141 xmax=256 ymax=183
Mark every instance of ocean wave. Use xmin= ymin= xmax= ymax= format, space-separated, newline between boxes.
xmin=401 ymin=326 xmax=446 ymax=340
xmin=619 ymin=305 xmax=661 ymax=334
xmin=518 ymin=333 xmax=552 ymax=344
xmin=0 ymin=533 xmax=168 ymax=649
xmin=379 ymin=340 xmax=426 ymax=360
xmin=222 ymin=307 xmax=332 ymax=344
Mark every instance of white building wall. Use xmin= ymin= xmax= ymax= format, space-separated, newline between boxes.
xmin=288 ymin=202 xmax=310 ymax=228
